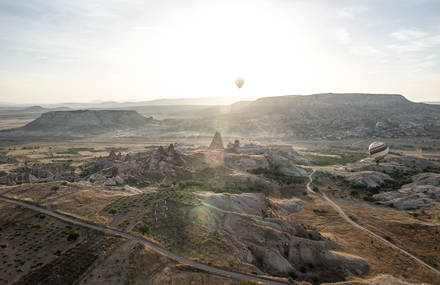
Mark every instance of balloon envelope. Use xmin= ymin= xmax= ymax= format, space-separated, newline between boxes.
xmin=368 ymin=142 xmax=389 ymax=161
xmin=235 ymin=78 xmax=244 ymax=89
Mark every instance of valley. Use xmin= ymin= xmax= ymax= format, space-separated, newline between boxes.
xmin=0 ymin=94 xmax=439 ymax=285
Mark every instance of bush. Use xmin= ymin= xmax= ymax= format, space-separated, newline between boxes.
xmin=384 ymin=235 xmax=394 ymax=243
xmin=67 ymin=230 xmax=80 ymax=242
xmin=178 ymin=180 xmax=204 ymax=189
xmin=108 ymin=207 xmax=118 ymax=215
xmin=61 ymin=181 xmax=68 ymax=186
xmin=363 ymin=196 xmax=376 ymax=202
xmin=313 ymin=209 xmax=328 ymax=215
xmin=138 ymin=223 xmax=150 ymax=235
xmin=0 ymin=243 xmax=7 ymax=248
xmin=51 ymin=185 xmax=60 ymax=191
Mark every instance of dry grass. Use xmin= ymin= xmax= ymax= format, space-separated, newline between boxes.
xmin=288 ymin=193 xmax=440 ymax=285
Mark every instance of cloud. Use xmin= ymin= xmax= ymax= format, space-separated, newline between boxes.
xmin=391 ymin=29 xmax=428 ymax=41
xmin=388 ymin=34 xmax=440 ymax=53
xmin=337 ymin=5 xmax=368 ymax=20
xmin=335 ymin=28 xmax=351 ymax=44
xmin=349 ymin=46 xmax=384 ymax=57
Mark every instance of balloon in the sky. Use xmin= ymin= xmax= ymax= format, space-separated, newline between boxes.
xmin=235 ymin=78 xmax=244 ymax=89
xmin=368 ymin=142 xmax=389 ymax=162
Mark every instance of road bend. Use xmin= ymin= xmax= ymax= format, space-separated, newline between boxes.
xmin=306 ymin=170 xmax=440 ymax=276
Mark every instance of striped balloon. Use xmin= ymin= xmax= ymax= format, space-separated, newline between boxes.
xmin=368 ymin=142 xmax=389 ymax=162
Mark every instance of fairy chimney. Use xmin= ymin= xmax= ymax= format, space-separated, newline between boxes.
xmin=209 ymin=132 xmax=224 ymax=150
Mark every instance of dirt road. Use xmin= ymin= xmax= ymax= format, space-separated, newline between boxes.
xmin=306 ymin=170 xmax=440 ymax=276
xmin=0 ymin=195 xmax=287 ymax=285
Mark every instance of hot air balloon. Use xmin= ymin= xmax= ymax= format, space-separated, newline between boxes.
xmin=368 ymin=142 xmax=389 ymax=164
xmin=235 ymin=78 xmax=244 ymax=89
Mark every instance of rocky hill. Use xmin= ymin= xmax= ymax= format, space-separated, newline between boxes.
xmin=3 ymin=110 xmax=157 ymax=136
xmin=229 ymin=93 xmax=440 ymax=139
xmin=164 ymin=93 xmax=440 ymax=139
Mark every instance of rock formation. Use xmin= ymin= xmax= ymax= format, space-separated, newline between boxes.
xmin=108 ymin=150 xmax=118 ymax=161
xmin=209 ymin=131 xmax=224 ymax=150
xmin=227 ymin=139 xmax=240 ymax=151
xmin=187 ymin=192 xmax=370 ymax=281
xmin=83 ymin=144 xmax=188 ymax=186
xmin=374 ymin=173 xmax=440 ymax=209
xmin=2 ymin=110 xmax=157 ymax=136
xmin=7 ymin=173 xmax=16 ymax=186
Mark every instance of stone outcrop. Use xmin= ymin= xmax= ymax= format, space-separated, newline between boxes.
xmin=374 ymin=173 xmax=440 ymax=210
xmin=346 ymin=171 xmax=393 ymax=188
xmin=84 ymin=144 xmax=188 ymax=186
xmin=189 ymin=192 xmax=370 ymax=282
xmin=209 ymin=131 xmax=224 ymax=150
xmin=224 ymin=154 xmax=269 ymax=171
xmin=227 ymin=139 xmax=240 ymax=151
xmin=3 ymin=163 xmax=78 ymax=185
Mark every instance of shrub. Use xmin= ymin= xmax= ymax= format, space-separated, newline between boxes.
xmin=51 ymin=185 xmax=59 ymax=191
xmin=108 ymin=207 xmax=119 ymax=215
xmin=384 ymin=235 xmax=394 ymax=243
xmin=61 ymin=181 xmax=68 ymax=186
xmin=178 ymin=180 xmax=204 ymax=189
xmin=313 ymin=209 xmax=328 ymax=215
xmin=363 ymin=196 xmax=376 ymax=202
xmin=138 ymin=223 xmax=150 ymax=235
xmin=350 ymin=190 xmax=359 ymax=197
xmin=0 ymin=243 xmax=7 ymax=249
xmin=67 ymin=230 xmax=80 ymax=242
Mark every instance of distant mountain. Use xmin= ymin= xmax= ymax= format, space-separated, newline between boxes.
xmin=21 ymin=106 xmax=72 ymax=112
xmin=163 ymin=93 xmax=440 ymax=139
xmin=2 ymin=110 xmax=157 ymax=136
xmin=138 ymin=97 xmax=251 ymax=106
xmin=24 ymin=105 xmax=46 ymax=111
xmin=2 ymin=93 xmax=439 ymax=139
xmin=1 ymin=97 xmax=256 ymax=110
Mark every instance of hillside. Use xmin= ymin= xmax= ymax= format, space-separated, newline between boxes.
xmin=2 ymin=110 xmax=157 ymax=136
xmin=164 ymin=93 xmax=440 ymax=139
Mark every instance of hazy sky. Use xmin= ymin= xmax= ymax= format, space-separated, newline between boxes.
xmin=0 ymin=0 xmax=439 ymax=104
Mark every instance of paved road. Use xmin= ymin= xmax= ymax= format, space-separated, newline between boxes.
xmin=0 ymin=195 xmax=287 ymax=285
xmin=306 ymin=170 xmax=440 ymax=276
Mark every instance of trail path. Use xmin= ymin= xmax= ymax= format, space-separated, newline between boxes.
xmin=0 ymin=195 xmax=287 ymax=285
xmin=306 ymin=170 xmax=440 ymax=275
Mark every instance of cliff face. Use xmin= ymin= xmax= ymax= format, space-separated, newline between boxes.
xmin=224 ymin=94 xmax=440 ymax=139
xmin=230 ymin=93 xmax=411 ymax=116
xmin=163 ymin=93 xmax=440 ymax=139
xmin=19 ymin=110 xmax=155 ymax=134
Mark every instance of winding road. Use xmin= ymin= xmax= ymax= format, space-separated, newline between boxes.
xmin=0 ymin=195 xmax=287 ymax=285
xmin=306 ymin=170 xmax=440 ymax=276
xmin=2 ymin=171 xmax=439 ymax=283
